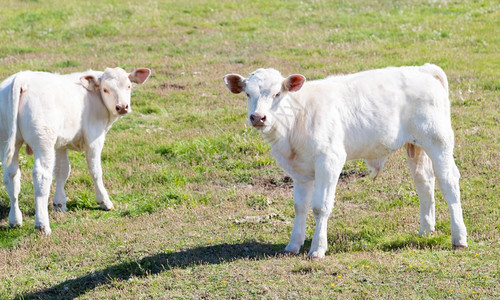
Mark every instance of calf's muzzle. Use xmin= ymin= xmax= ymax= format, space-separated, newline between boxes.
xmin=250 ymin=113 xmax=266 ymax=127
xmin=115 ymin=104 xmax=129 ymax=115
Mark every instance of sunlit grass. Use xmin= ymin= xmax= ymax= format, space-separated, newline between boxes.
xmin=0 ymin=0 xmax=498 ymax=298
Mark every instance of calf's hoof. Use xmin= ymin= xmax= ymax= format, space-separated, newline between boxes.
xmin=452 ymin=244 xmax=467 ymax=251
xmin=418 ymin=227 xmax=435 ymax=236
xmin=53 ymin=203 xmax=68 ymax=212
xmin=99 ymin=202 xmax=114 ymax=211
xmin=284 ymin=244 xmax=301 ymax=255
xmin=282 ymin=250 xmax=299 ymax=257
xmin=35 ymin=225 xmax=52 ymax=235
xmin=307 ymin=255 xmax=324 ymax=261
xmin=9 ymin=210 xmax=23 ymax=227
xmin=307 ymin=250 xmax=326 ymax=260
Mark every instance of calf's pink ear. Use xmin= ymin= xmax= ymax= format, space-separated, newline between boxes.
xmin=129 ymin=68 xmax=151 ymax=84
xmin=223 ymin=74 xmax=246 ymax=94
xmin=283 ymin=74 xmax=306 ymax=92
xmin=80 ymin=75 xmax=100 ymax=91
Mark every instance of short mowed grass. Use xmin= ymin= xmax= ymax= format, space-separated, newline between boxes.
xmin=0 ymin=0 xmax=498 ymax=299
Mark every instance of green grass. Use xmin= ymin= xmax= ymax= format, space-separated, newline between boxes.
xmin=0 ymin=0 xmax=499 ymax=299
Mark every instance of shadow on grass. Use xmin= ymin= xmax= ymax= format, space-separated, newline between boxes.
xmin=17 ymin=241 xmax=286 ymax=300
xmin=0 ymin=202 xmax=9 ymax=220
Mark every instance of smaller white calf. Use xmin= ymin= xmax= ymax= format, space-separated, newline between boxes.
xmin=0 ymin=67 xmax=151 ymax=234
xmin=223 ymin=64 xmax=467 ymax=258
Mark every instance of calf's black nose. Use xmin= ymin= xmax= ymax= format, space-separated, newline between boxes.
xmin=250 ymin=113 xmax=266 ymax=126
xmin=116 ymin=104 xmax=129 ymax=115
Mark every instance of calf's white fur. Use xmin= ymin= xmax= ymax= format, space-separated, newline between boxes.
xmin=223 ymin=64 xmax=467 ymax=258
xmin=0 ymin=67 xmax=150 ymax=234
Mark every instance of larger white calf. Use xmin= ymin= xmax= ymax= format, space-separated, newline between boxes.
xmin=223 ymin=64 xmax=467 ymax=258
xmin=0 ymin=67 xmax=151 ymax=234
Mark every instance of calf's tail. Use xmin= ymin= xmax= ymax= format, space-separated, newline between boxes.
xmin=3 ymin=76 xmax=24 ymax=167
xmin=420 ymin=63 xmax=449 ymax=96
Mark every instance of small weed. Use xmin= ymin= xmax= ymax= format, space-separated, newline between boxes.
xmin=246 ymin=194 xmax=272 ymax=210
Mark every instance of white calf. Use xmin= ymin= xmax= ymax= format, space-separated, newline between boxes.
xmin=223 ymin=64 xmax=467 ymax=258
xmin=0 ymin=67 xmax=151 ymax=234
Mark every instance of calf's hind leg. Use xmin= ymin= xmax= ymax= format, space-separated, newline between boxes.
xmin=32 ymin=148 xmax=56 ymax=235
xmin=405 ymin=143 xmax=436 ymax=235
xmin=4 ymin=143 xmax=23 ymax=227
xmin=423 ymin=143 xmax=467 ymax=249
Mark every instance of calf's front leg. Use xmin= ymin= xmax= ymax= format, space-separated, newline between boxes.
xmin=85 ymin=142 xmax=114 ymax=210
xmin=285 ymin=180 xmax=314 ymax=254
xmin=53 ymin=149 xmax=70 ymax=212
xmin=308 ymin=154 xmax=344 ymax=259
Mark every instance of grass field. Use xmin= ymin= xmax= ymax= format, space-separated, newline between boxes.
xmin=0 ymin=0 xmax=498 ymax=298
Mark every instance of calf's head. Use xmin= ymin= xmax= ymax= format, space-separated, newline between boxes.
xmin=223 ymin=68 xmax=305 ymax=132
xmin=80 ymin=67 xmax=151 ymax=116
